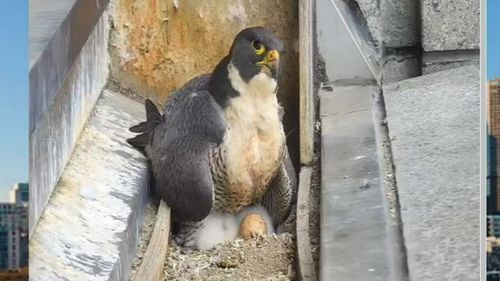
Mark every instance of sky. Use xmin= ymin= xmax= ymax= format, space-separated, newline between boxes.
xmin=489 ymin=0 xmax=500 ymax=80
xmin=0 ymin=1 xmax=28 ymax=201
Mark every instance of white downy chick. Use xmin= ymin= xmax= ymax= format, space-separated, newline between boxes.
xmin=193 ymin=212 xmax=239 ymax=250
xmin=192 ymin=205 xmax=275 ymax=250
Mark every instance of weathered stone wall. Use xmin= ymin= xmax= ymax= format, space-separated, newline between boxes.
xmin=108 ymin=0 xmax=299 ymax=164
xmin=109 ymin=0 xmax=295 ymax=101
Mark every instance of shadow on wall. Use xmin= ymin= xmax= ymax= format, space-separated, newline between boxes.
xmin=108 ymin=0 xmax=300 ymax=167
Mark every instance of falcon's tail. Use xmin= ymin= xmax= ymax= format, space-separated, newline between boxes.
xmin=127 ymin=99 xmax=163 ymax=150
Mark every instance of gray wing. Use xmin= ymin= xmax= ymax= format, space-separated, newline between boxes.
xmin=150 ymin=89 xmax=226 ymax=222
xmin=162 ymin=74 xmax=211 ymax=116
xmin=127 ymin=74 xmax=212 ymax=147
xmin=260 ymin=146 xmax=297 ymax=227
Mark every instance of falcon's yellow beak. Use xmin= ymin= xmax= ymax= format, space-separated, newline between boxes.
xmin=258 ymin=50 xmax=280 ymax=77
xmin=259 ymin=50 xmax=279 ymax=65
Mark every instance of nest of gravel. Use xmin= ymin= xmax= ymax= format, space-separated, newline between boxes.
xmin=164 ymin=233 xmax=296 ymax=281
xmin=128 ymin=199 xmax=298 ymax=281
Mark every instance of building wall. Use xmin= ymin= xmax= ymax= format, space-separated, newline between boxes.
xmin=488 ymin=132 xmax=496 ymax=215
xmin=490 ymin=80 xmax=500 ymax=214
xmin=0 ymin=183 xmax=29 ymax=270
xmin=489 ymin=215 xmax=500 ymax=238
xmin=9 ymin=183 xmax=28 ymax=208
xmin=0 ymin=226 xmax=9 ymax=269
xmin=0 ymin=204 xmax=22 ymax=270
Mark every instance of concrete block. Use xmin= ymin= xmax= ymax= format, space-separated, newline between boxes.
xmin=380 ymin=0 xmax=418 ymax=48
xmin=422 ymin=50 xmax=480 ymax=75
xmin=382 ymin=54 xmax=420 ymax=84
xmin=29 ymin=12 xmax=110 ymax=234
xmin=421 ymin=0 xmax=480 ymax=51
xmin=320 ymin=86 xmax=390 ymax=280
xmin=423 ymin=60 xmax=479 ymax=75
xmin=383 ymin=65 xmax=480 ymax=280
xmin=30 ymin=90 xmax=149 ymax=281
xmin=355 ymin=0 xmax=382 ymax=44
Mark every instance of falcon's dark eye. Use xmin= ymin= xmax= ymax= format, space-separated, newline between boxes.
xmin=252 ymin=40 xmax=266 ymax=55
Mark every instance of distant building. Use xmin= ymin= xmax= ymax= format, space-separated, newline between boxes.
xmin=0 ymin=183 xmax=28 ymax=271
xmin=489 ymin=215 xmax=500 ymax=237
xmin=489 ymin=80 xmax=500 ymax=215
xmin=9 ymin=183 xmax=28 ymax=208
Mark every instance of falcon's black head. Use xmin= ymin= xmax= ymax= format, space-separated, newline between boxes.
xmin=209 ymin=27 xmax=284 ymax=107
xmin=229 ymin=27 xmax=284 ymax=81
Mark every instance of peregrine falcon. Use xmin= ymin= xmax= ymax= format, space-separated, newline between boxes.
xmin=127 ymin=27 xmax=297 ymax=249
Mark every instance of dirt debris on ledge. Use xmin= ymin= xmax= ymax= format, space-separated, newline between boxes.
xmin=129 ymin=199 xmax=159 ymax=280
xmin=309 ymin=155 xmax=321 ymax=276
xmin=164 ymin=233 xmax=296 ymax=281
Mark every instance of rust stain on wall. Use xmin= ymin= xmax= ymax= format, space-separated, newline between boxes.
xmin=109 ymin=0 xmax=299 ymax=164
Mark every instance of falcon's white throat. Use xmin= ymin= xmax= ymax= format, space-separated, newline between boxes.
xmin=227 ymin=63 xmax=278 ymax=97
xmin=221 ymin=63 xmax=285 ymax=210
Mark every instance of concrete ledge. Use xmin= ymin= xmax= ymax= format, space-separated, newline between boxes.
xmin=29 ymin=0 xmax=110 ymax=134
xmin=383 ymin=65 xmax=480 ymax=280
xmin=29 ymin=0 xmax=76 ymax=66
xmin=319 ymin=86 xmax=390 ymax=280
xmin=29 ymin=11 xmax=110 ymax=234
xmin=317 ymin=0 xmax=380 ymax=84
xmin=29 ymin=90 xmax=148 ymax=281
xmin=299 ymin=0 xmax=315 ymax=165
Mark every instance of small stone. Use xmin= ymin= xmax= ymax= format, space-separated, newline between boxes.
xmin=216 ymin=257 xmax=239 ymax=269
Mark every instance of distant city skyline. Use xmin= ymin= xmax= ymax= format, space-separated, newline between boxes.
xmin=0 ymin=2 xmax=28 ymax=201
